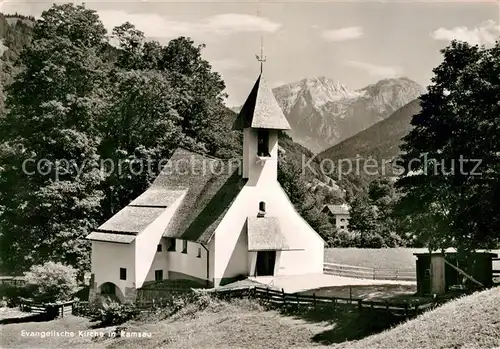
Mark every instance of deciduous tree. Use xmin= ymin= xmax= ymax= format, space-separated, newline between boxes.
xmin=395 ymin=40 xmax=500 ymax=253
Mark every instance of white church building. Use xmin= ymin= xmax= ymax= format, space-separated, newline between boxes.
xmin=86 ymin=70 xmax=325 ymax=302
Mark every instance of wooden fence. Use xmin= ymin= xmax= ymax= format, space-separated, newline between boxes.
xmin=323 ymin=262 xmax=416 ymax=281
xmin=212 ymin=286 xmax=438 ymax=318
xmin=0 ymin=276 xmax=25 ymax=286
xmin=19 ymin=298 xmax=74 ymax=318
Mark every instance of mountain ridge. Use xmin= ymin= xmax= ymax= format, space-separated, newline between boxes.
xmin=318 ymin=98 xmax=422 ymax=177
xmin=273 ymin=76 xmax=425 ymax=153
xmin=230 ymin=76 xmax=425 ymax=153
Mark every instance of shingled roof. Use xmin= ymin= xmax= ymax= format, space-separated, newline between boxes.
xmin=86 ymin=185 xmax=187 ymax=243
xmin=87 ymin=148 xmax=246 ymax=244
xmin=233 ymin=73 xmax=291 ymax=130
xmin=156 ymin=148 xmax=247 ymax=243
xmin=247 ymin=217 xmax=289 ymax=251
xmin=323 ymin=204 xmax=350 ymax=215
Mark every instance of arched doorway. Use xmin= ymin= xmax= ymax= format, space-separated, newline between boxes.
xmin=98 ymin=282 xmax=124 ymax=303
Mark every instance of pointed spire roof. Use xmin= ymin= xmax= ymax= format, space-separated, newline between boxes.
xmin=233 ymin=73 xmax=291 ymax=130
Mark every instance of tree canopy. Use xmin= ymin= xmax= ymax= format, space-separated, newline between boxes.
xmin=395 ymin=40 xmax=500 ymax=253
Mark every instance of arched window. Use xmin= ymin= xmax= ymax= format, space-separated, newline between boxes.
xmin=258 ymin=201 xmax=266 ymax=217
xmin=259 ymin=201 xmax=266 ymax=212
xmin=257 ymin=130 xmax=270 ymax=157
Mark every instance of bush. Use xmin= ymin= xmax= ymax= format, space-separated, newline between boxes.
xmin=23 ymin=262 xmax=79 ymax=303
xmin=92 ymin=299 xmax=140 ymax=326
xmin=327 ymin=230 xmax=357 ymax=247
xmin=72 ymin=300 xmax=100 ymax=318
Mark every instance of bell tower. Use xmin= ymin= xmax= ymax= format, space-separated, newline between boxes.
xmin=232 ymin=43 xmax=291 ymax=185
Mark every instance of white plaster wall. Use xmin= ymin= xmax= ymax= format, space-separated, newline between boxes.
xmin=91 ymin=241 xmax=135 ymax=296
xmin=249 ymin=130 xmax=278 ymax=186
xmin=144 ymin=237 xmax=169 ymax=282
xmin=167 ymin=240 xmax=208 ymax=281
xmin=335 ymin=214 xmax=350 ymax=231
xmin=212 ymin=180 xmax=324 ymax=282
xmin=217 ymin=225 xmax=248 ymax=280
xmin=243 ymin=129 xmax=278 ymax=185
xmin=134 ymin=192 xmax=186 ymax=288
xmin=208 ymin=239 xmax=215 ymax=282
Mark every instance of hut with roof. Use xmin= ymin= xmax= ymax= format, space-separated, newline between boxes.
xmin=86 ymin=65 xmax=325 ymax=302
xmin=322 ymin=204 xmax=350 ymax=232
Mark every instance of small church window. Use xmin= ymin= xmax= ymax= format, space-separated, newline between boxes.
xmin=157 ymin=244 xmax=162 ymax=252
xmin=257 ymin=130 xmax=270 ymax=157
xmin=182 ymin=240 xmax=188 ymax=254
xmin=258 ymin=201 xmax=266 ymax=217
xmin=120 ymin=268 xmax=127 ymax=280
xmin=197 ymin=247 xmax=202 ymax=258
xmin=259 ymin=201 xmax=266 ymax=212
xmin=166 ymin=238 xmax=176 ymax=251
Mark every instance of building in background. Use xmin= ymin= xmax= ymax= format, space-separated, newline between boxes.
xmin=322 ymin=204 xmax=350 ymax=232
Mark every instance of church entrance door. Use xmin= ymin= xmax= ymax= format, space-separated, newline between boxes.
xmin=255 ymin=251 xmax=276 ymax=276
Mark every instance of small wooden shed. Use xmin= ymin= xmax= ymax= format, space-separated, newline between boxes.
xmin=414 ymin=251 xmax=498 ymax=296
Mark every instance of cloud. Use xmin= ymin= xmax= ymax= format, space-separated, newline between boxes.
xmin=431 ymin=20 xmax=500 ymax=46
xmin=97 ymin=11 xmax=281 ymax=39
xmin=321 ymin=26 xmax=363 ymax=42
xmin=210 ymin=59 xmax=245 ymax=72
xmin=345 ymin=61 xmax=403 ymax=78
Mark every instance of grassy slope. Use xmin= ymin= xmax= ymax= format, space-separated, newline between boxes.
xmin=335 ymin=286 xmax=500 ymax=349
xmin=3 ymin=289 xmax=500 ymax=348
xmin=2 ymin=300 xmax=331 ymax=349
xmin=325 ymin=248 xmax=500 ymax=271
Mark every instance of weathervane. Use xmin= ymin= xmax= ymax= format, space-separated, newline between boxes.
xmin=255 ymin=37 xmax=266 ymax=74
xmin=255 ymin=8 xmax=266 ymax=74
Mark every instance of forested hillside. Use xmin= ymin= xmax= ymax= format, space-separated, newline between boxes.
xmin=0 ymin=5 xmax=350 ymax=275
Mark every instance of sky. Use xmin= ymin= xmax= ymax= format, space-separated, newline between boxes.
xmin=1 ymin=0 xmax=498 ymax=106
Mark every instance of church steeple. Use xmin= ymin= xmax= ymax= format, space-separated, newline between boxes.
xmin=233 ymin=49 xmax=291 ymax=182
xmin=232 ymin=45 xmax=291 ymax=131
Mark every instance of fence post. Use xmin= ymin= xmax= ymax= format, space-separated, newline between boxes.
xmin=395 ymin=269 xmax=399 ymax=280
xmin=266 ymin=287 xmax=270 ymax=303
xmin=61 ymin=304 xmax=64 ymax=318
xmin=313 ymin=293 xmax=316 ymax=308
xmin=414 ymin=304 xmax=419 ymax=316
xmin=373 ymin=269 xmax=375 ymax=280
xmin=404 ymin=303 xmax=409 ymax=318
xmin=282 ymin=288 xmax=286 ymax=307
xmin=349 ymin=286 xmax=352 ymax=302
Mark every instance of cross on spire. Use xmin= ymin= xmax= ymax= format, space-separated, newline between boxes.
xmin=255 ymin=36 xmax=266 ymax=74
